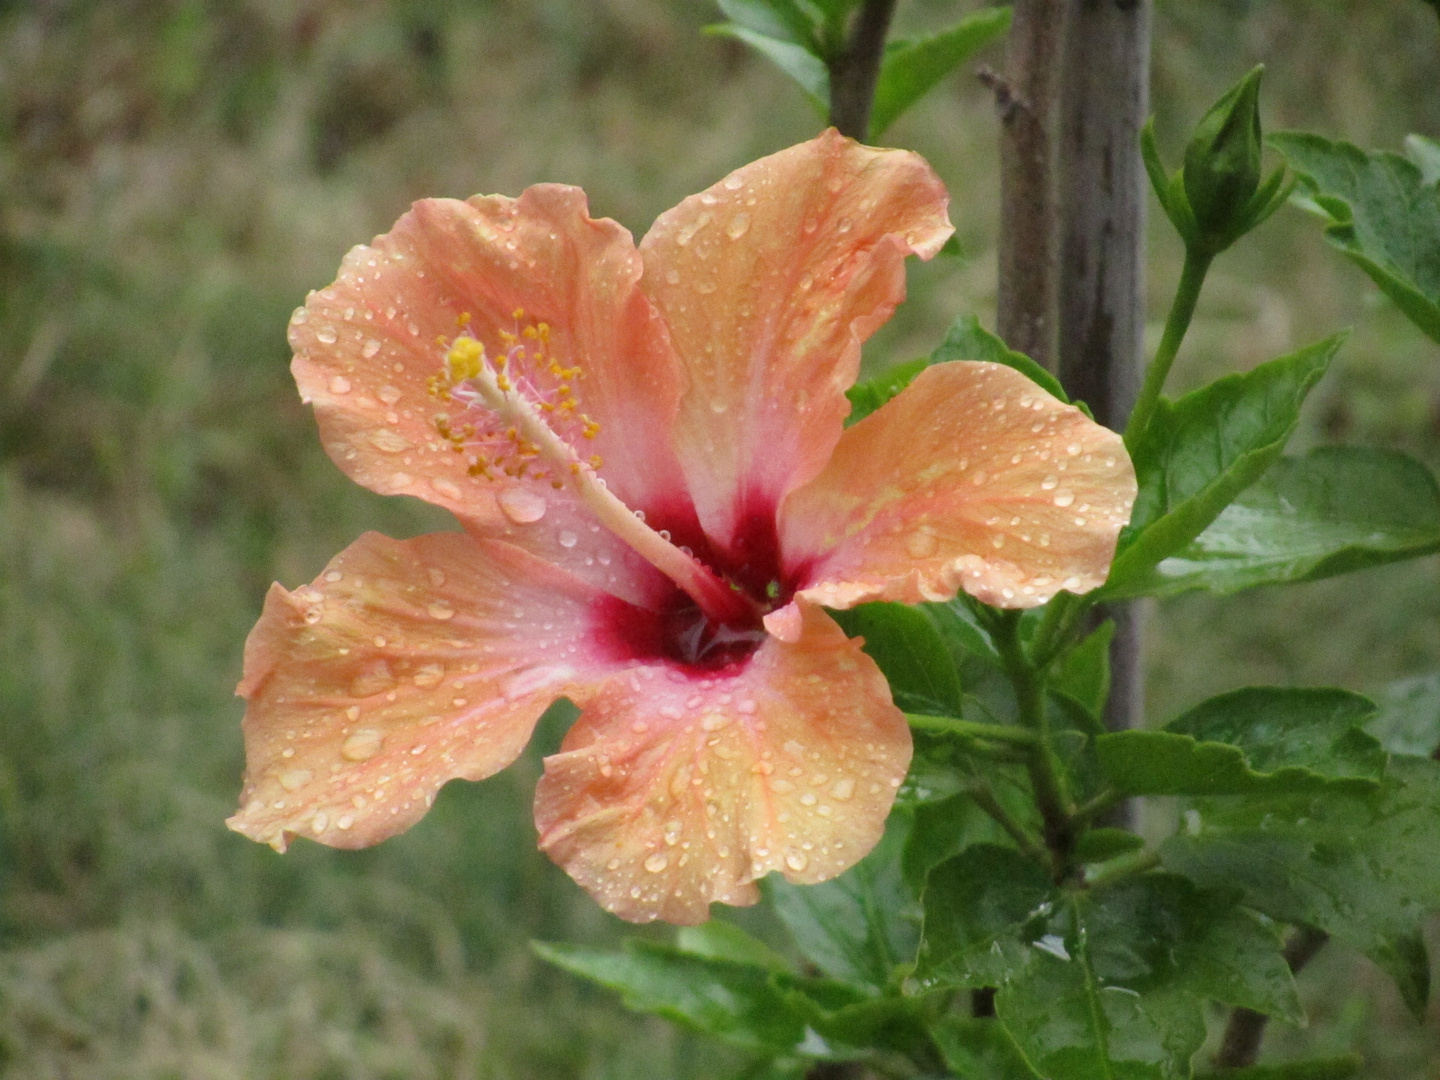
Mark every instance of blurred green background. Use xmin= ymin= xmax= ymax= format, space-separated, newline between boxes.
xmin=1 ymin=1 xmax=1438 ymax=1076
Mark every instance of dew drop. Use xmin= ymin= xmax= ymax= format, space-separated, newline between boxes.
xmin=906 ymin=530 xmax=938 ymax=558
xmin=1040 ymin=475 xmax=1059 ymax=491
xmin=427 ymin=601 xmax=455 ymax=621
xmin=312 ymin=812 xmax=329 ymax=833
xmin=830 ymin=777 xmax=855 ymax=800
xmin=557 ymin=529 xmax=578 ymax=549
xmin=378 ymin=384 xmax=402 ymax=405
xmin=725 ymin=213 xmax=750 ymax=239
xmin=316 ymin=326 xmax=338 ymax=345
xmin=785 ymin=851 xmax=809 ymax=872
xmin=1052 ymin=490 xmax=1075 ymax=508
xmin=369 ymin=429 xmax=411 ymax=453
xmin=431 ymin=477 xmax=462 ymax=500
xmin=666 ymin=269 xmax=681 ymax=285
xmin=498 ymin=487 xmax=547 ymax=524
xmin=644 ymin=853 xmax=669 ymax=873
xmin=329 ymin=375 xmax=352 ymax=394
xmin=723 ymin=175 xmax=744 ymax=191
xmin=362 ymin=339 xmax=382 ymax=359
xmin=341 ymin=729 xmax=385 ymax=761
xmin=278 ymin=769 xmax=312 ymax=791
xmin=413 ymin=663 xmax=445 ymax=687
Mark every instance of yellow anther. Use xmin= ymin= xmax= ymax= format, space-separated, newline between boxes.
xmin=512 ymin=307 xmax=526 ymax=321
xmin=496 ymin=374 xmax=512 ymax=392
xmin=537 ymin=323 xmax=551 ymax=342
xmin=549 ymin=361 xmax=563 ymax=376
xmin=589 ymin=454 xmax=604 ymax=468
xmin=552 ymin=479 xmax=565 ymax=489
xmin=539 ymin=401 xmax=555 ymax=412
xmin=446 ymin=337 xmax=484 ymax=381
xmin=557 ymin=385 xmax=572 ymax=397
xmin=499 ymin=329 xmax=517 ymax=346
xmin=581 ymin=414 xmax=601 ymax=439
xmin=569 ymin=462 xmax=582 ymax=474
xmin=522 ymin=326 xmax=538 ymax=339
xmin=456 ymin=312 xmax=472 ymax=327
xmin=558 ymin=400 xmax=576 ymax=413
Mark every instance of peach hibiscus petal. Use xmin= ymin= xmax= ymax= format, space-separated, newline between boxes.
xmin=639 ymin=130 xmax=953 ymax=550
xmin=534 ymin=602 xmax=910 ymax=924
xmin=290 ymin=186 xmax=686 ymax=607
xmin=776 ymin=362 xmax=1136 ymax=621
xmin=227 ymin=530 xmax=623 ymax=853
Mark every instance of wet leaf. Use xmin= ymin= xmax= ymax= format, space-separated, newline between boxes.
xmin=705 ymin=0 xmax=830 ymax=109
xmin=845 ymin=356 xmax=931 ymax=425
xmin=764 ymin=815 xmax=918 ymax=991
xmin=533 ymin=940 xmax=810 ymax=1052
xmin=1105 ymin=335 xmax=1343 ymax=593
xmin=901 ymin=792 xmax=1014 ymax=896
xmin=869 ymin=8 xmax=1012 ymax=138
xmin=1108 ymin=447 xmax=1440 ymax=599
xmin=676 ymin=920 xmax=792 ymax=972
xmin=1270 ymin=131 xmax=1440 ymax=343
xmin=829 ymin=602 xmax=963 ymax=716
xmin=930 ymin=1016 xmax=1044 ymax=1080
xmin=1053 ymin=619 xmax=1114 ymax=717
xmin=930 ymin=315 xmax=1073 ymax=406
xmin=1163 ymin=755 xmax=1440 ymax=1017
xmin=1097 ymin=688 xmax=1383 ymax=797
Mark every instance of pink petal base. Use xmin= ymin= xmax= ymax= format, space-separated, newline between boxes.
xmin=535 ymin=603 xmax=910 ymax=924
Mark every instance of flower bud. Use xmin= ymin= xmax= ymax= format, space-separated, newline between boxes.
xmin=1183 ymin=66 xmax=1265 ymax=249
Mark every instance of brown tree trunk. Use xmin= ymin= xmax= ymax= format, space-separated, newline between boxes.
xmin=1056 ymin=0 xmax=1151 ymax=785
xmin=990 ymin=0 xmax=1071 ymax=369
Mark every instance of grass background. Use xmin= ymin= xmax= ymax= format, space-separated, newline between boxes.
xmin=0 ymin=0 xmax=1438 ymax=1076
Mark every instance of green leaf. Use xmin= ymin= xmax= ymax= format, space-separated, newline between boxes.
xmin=1096 ymin=687 xmax=1383 ymax=797
xmin=676 ymin=921 xmax=792 ymax=972
xmin=1163 ymin=755 xmax=1440 ymax=1017
xmin=705 ymin=23 xmax=830 ymax=107
xmin=1053 ymin=620 xmax=1114 ymax=717
xmin=915 ymin=844 xmax=1054 ymax=990
xmin=1367 ymin=671 xmax=1440 ymax=757
xmin=715 ymin=0 xmax=820 ymax=48
xmin=901 ymin=792 xmax=1014 ymax=896
xmin=925 ymin=596 xmax=1003 ymax=666
xmin=919 ymin=850 xmax=1302 ymax=1076
xmin=533 ymin=940 xmax=809 ymax=1052
xmin=868 ymin=7 xmax=1011 ymax=138
xmin=845 ymin=356 xmax=930 ymax=425
xmin=931 ymin=314 xmax=1073 ymax=405
xmin=1270 ymin=131 xmax=1440 ymax=343
xmin=930 ymin=1016 xmax=1044 ymax=1080
xmin=828 ymin=602 xmax=964 ymax=717
xmin=1105 ymin=335 xmax=1344 ymax=593
xmin=1107 ymin=447 xmax=1440 ymax=599
xmin=997 ymin=878 xmax=1300 ymax=1079
xmin=764 ymin=815 xmax=918 ymax=990
xmin=1194 ymin=1055 xmax=1362 ymax=1080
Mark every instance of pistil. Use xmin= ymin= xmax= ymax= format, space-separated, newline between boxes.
xmin=452 ymin=337 xmax=758 ymax=628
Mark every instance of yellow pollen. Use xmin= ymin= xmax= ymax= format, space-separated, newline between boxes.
xmin=512 ymin=307 xmax=526 ymax=321
xmin=499 ymin=329 xmax=517 ymax=346
xmin=589 ymin=454 xmax=603 ymax=468
xmin=496 ymin=374 xmax=511 ymax=392
xmin=456 ymin=312 xmax=471 ymax=327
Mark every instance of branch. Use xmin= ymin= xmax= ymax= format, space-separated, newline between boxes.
xmin=828 ymin=0 xmax=899 ymax=140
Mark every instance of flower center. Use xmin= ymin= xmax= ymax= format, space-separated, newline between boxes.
xmin=430 ymin=314 xmax=758 ymax=628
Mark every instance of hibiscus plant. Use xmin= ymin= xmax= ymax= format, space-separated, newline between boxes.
xmin=226 ymin=4 xmax=1440 ymax=1079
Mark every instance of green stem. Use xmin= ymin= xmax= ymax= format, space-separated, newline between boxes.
xmin=1072 ymin=789 xmax=1125 ymax=824
xmin=907 ymin=714 xmax=1040 ymax=747
xmin=992 ymin=612 xmax=1077 ymax=879
xmin=1124 ymin=247 xmax=1214 ymax=452
xmin=1083 ymin=847 xmax=1160 ymax=889
xmin=968 ymin=781 xmax=1049 ymax=865
xmin=1027 ymin=591 xmax=1093 ymax=672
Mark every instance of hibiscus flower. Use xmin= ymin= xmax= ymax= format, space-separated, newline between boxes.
xmin=228 ymin=131 xmax=1135 ymax=924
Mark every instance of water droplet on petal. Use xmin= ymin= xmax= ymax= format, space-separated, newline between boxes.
xmin=427 ymin=601 xmax=455 ymax=621
xmin=278 ymin=769 xmax=312 ymax=791
xmin=341 ymin=729 xmax=385 ymax=761
xmin=362 ymin=339 xmax=381 ymax=359
xmin=1041 ymin=475 xmax=1059 ymax=490
xmin=413 ymin=663 xmax=445 ymax=687
xmin=723 ymin=175 xmax=744 ymax=191
xmin=1053 ymin=490 xmax=1075 ymax=508
xmin=644 ymin=853 xmax=668 ymax=873
xmin=329 ymin=375 xmax=351 ymax=394
xmin=316 ymin=327 xmax=338 ymax=345
xmin=785 ymin=851 xmax=808 ymax=871
xmin=378 ymin=384 xmax=402 ymax=405
xmin=498 ymin=487 xmax=547 ymax=524
xmin=725 ymin=213 xmax=750 ymax=239
xmin=369 ymin=429 xmax=411 ymax=453
xmin=906 ymin=530 xmax=938 ymax=558
xmin=557 ymin=530 xmax=578 ymax=549
xmin=830 ymin=777 xmax=855 ymax=800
